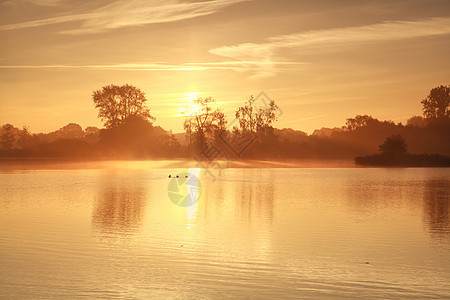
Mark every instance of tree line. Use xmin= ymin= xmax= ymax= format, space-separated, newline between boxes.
xmin=1 ymin=84 xmax=449 ymax=160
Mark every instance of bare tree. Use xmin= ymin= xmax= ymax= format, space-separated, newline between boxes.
xmin=183 ymin=96 xmax=226 ymax=148
xmin=235 ymin=95 xmax=279 ymax=134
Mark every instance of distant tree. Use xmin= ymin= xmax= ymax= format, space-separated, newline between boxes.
xmin=56 ymin=123 xmax=85 ymax=139
xmin=379 ymin=134 xmax=407 ymax=155
xmin=235 ymin=95 xmax=279 ymax=133
xmin=421 ymin=85 xmax=450 ymax=119
xmin=17 ymin=126 xmax=32 ymax=149
xmin=256 ymin=99 xmax=279 ymax=134
xmin=99 ymin=116 xmax=167 ymax=158
xmin=235 ymin=95 xmax=258 ymax=133
xmin=346 ymin=115 xmax=377 ymax=131
xmin=1 ymin=124 xmax=16 ymax=150
xmin=168 ymin=133 xmax=181 ymax=149
xmin=164 ymin=132 xmax=182 ymax=157
xmin=92 ymin=84 xmax=155 ymax=128
xmin=85 ymin=126 xmax=100 ymax=135
xmin=183 ymin=96 xmax=226 ymax=148
xmin=406 ymin=116 xmax=427 ymax=128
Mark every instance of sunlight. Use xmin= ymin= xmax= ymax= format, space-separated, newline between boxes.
xmin=186 ymin=168 xmax=201 ymax=229
xmin=177 ymin=92 xmax=201 ymax=117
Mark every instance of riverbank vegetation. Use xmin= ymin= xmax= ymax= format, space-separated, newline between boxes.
xmin=1 ymin=85 xmax=449 ymax=165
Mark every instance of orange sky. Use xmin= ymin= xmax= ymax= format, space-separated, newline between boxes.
xmin=1 ymin=0 xmax=449 ymax=134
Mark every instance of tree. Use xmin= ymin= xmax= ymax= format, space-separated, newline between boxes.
xmin=235 ymin=95 xmax=279 ymax=134
xmin=406 ymin=116 xmax=427 ymax=128
xmin=235 ymin=95 xmax=258 ymax=133
xmin=99 ymin=116 xmax=167 ymax=158
xmin=165 ymin=132 xmax=182 ymax=157
xmin=85 ymin=126 xmax=100 ymax=135
xmin=92 ymin=84 xmax=155 ymax=128
xmin=345 ymin=115 xmax=377 ymax=131
xmin=55 ymin=123 xmax=85 ymax=139
xmin=379 ymin=134 xmax=407 ymax=155
xmin=183 ymin=96 xmax=226 ymax=148
xmin=17 ymin=126 xmax=32 ymax=149
xmin=421 ymin=85 xmax=450 ymax=119
xmin=1 ymin=124 xmax=16 ymax=150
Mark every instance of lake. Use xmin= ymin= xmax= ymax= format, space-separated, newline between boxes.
xmin=0 ymin=162 xmax=449 ymax=299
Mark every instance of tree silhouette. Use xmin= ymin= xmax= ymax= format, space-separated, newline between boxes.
xmin=17 ymin=126 xmax=32 ymax=149
xmin=1 ymin=124 xmax=16 ymax=150
xmin=256 ymin=99 xmax=279 ymax=134
xmin=55 ymin=123 xmax=84 ymax=139
xmin=421 ymin=85 xmax=450 ymax=119
xmin=183 ymin=96 xmax=226 ymax=148
xmin=92 ymin=84 xmax=155 ymax=128
xmin=235 ymin=96 xmax=258 ymax=133
xmin=346 ymin=115 xmax=377 ymax=131
xmin=235 ymin=95 xmax=279 ymax=133
xmin=379 ymin=134 xmax=407 ymax=155
xmin=406 ymin=116 xmax=427 ymax=128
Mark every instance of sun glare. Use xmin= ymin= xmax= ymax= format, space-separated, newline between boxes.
xmin=178 ymin=92 xmax=201 ymax=116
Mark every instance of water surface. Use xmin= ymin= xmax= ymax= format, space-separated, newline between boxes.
xmin=0 ymin=164 xmax=449 ymax=298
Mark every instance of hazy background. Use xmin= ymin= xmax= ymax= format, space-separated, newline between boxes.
xmin=1 ymin=0 xmax=450 ymax=134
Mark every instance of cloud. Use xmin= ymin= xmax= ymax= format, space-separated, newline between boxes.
xmin=0 ymin=61 xmax=307 ymax=73
xmin=0 ymin=14 xmax=91 ymax=31
xmin=27 ymin=0 xmax=65 ymax=6
xmin=209 ymin=17 xmax=450 ymax=77
xmin=0 ymin=63 xmax=201 ymax=71
xmin=0 ymin=0 xmax=250 ymax=33
xmin=1 ymin=0 xmax=65 ymax=7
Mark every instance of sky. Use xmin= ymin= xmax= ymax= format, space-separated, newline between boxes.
xmin=1 ymin=0 xmax=449 ymax=134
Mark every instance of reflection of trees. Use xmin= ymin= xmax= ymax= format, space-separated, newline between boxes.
xmin=423 ymin=179 xmax=449 ymax=238
xmin=199 ymin=171 xmax=274 ymax=226
xmin=92 ymin=177 xmax=147 ymax=234
xmin=235 ymin=170 xmax=274 ymax=224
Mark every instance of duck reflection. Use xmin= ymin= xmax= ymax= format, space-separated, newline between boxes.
xmin=423 ymin=179 xmax=450 ymax=238
xmin=92 ymin=173 xmax=147 ymax=235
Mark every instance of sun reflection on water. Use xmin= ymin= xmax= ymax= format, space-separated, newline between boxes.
xmin=186 ymin=168 xmax=200 ymax=229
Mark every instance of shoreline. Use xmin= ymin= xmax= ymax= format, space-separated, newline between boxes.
xmin=2 ymin=157 xmax=449 ymax=171
xmin=0 ymin=158 xmax=356 ymax=170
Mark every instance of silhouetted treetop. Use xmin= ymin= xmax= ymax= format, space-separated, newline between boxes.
xmin=1 ymin=124 xmax=16 ymax=150
xmin=183 ymin=96 xmax=226 ymax=148
xmin=56 ymin=123 xmax=84 ymax=139
xmin=93 ymin=84 xmax=155 ymax=128
xmin=235 ymin=95 xmax=279 ymax=133
xmin=421 ymin=85 xmax=450 ymax=119
xmin=345 ymin=115 xmax=377 ymax=130
xmin=406 ymin=116 xmax=427 ymax=128
xmin=379 ymin=134 xmax=407 ymax=155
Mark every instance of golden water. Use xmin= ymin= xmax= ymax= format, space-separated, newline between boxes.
xmin=0 ymin=164 xmax=449 ymax=298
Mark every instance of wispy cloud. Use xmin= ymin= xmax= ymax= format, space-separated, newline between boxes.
xmin=1 ymin=0 xmax=65 ymax=7
xmin=0 ymin=0 xmax=250 ymax=33
xmin=210 ymin=17 xmax=450 ymax=77
xmin=0 ymin=61 xmax=307 ymax=72
xmin=0 ymin=63 xmax=204 ymax=71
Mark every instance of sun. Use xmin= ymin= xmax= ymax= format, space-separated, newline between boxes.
xmin=178 ymin=92 xmax=201 ymax=116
